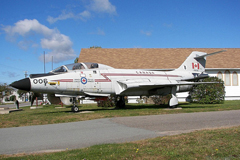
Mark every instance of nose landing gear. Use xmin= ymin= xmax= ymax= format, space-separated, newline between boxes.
xmin=71 ymin=97 xmax=79 ymax=112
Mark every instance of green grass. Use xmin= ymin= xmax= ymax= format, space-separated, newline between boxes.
xmin=1 ymin=101 xmax=240 ymax=159
xmin=1 ymin=100 xmax=240 ymax=128
xmin=1 ymin=126 xmax=240 ymax=159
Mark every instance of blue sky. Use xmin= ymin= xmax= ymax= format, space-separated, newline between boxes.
xmin=0 ymin=0 xmax=240 ymax=84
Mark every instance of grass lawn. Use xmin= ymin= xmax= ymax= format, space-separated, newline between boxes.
xmin=1 ymin=100 xmax=240 ymax=128
xmin=0 ymin=101 xmax=240 ymax=159
xmin=1 ymin=126 xmax=239 ymax=159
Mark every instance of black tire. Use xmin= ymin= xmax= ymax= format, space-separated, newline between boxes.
xmin=116 ymin=96 xmax=125 ymax=109
xmin=72 ymin=106 xmax=79 ymax=112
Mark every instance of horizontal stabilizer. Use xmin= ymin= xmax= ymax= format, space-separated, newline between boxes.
xmin=194 ymin=50 xmax=226 ymax=60
xmin=181 ymin=73 xmax=209 ymax=81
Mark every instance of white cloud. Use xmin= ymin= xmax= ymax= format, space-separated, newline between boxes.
xmin=47 ymin=10 xmax=92 ymax=24
xmin=88 ymin=0 xmax=117 ymax=14
xmin=3 ymin=19 xmax=52 ymax=37
xmin=140 ymin=30 xmax=152 ymax=36
xmin=47 ymin=0 xmax=117 ymax=24
xmin=47 ymin=11 xmax=75 ymax=24
xmin=163 ymin=23 xmax=173 ymax=28
xmin=18 ymin=40 xmax=34 ymax=50
xmin=78 ymin=10 xmax=91 ymax=19
xmin=2 ymin=19 xmax=76 ymax=63
xmin=90 ymin=28 xmax=105 ymax=35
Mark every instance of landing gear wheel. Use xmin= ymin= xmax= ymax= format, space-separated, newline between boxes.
xmin=169 ymin=105 xmax=177 ymax=109
xmin=72 ymin=106 xmax=79 ymax=112
xmin=71 ymin=97 xmax=79 ymax=112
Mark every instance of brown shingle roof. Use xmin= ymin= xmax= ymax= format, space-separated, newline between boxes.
xmin=78 ymin=48 xmax=240 ymax=69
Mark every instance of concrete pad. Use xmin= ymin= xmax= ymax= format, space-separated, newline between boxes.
xmin=0 ymin=109 xmax=23 ymax=114
xmin=0 ymin=107 xmax=9 ymax=110
xmin=0 ymin=110 xmax=10 ymax=114
xmin=79 ymin=111 xmax=94 ymax=114
xmin=55 ymin=107 xmax=66 ymax=109
xmin=30 ymin=107 xmax=43 ymax=109
xmin=163 ymin=107 xmax=182 ymax=110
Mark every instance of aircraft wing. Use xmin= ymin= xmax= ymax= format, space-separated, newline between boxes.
xmin=55 ymin=92 xmax=110 ymax=97
xmin=115 ymin=79 xmax=219 ymax=95
xmin=83 ymin=92 xmax=110 ymax=97
xmin=118 ymin=79 xmax=216 ymax=88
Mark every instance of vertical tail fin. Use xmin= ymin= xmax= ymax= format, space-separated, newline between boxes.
xmin=176 ymin=50 xmax=226 ymax=73
xmin=176 ymin=51 xmax=207 ymax=72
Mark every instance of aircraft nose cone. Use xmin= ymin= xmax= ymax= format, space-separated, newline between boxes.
xmin=10 ymin=78 xmax=31 ymax=91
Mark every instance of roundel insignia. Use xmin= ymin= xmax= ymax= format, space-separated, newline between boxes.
xmin=81 ymin=77 xmax=87 ymax=84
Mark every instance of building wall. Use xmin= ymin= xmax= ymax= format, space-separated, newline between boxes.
xmin=2 ymin=90 xmax=30 ymax=103
xmin=177 ymin=69 xmax=240 ymax=101
xmin=207 ymin=69 xmax=240 ymax=100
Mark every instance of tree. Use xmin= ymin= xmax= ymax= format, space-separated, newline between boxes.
xmin=74 ymin=57 xmax=79 ymax=63
xmin=189 ymin=77 xmax=225 ymax=104
xmin=17 ymin=89 xmax=28 ymax=97
xmin=90 ymin=46 xmax=102 ymax=49
xmin=0 ymin=83 xmax=13 ymax=103
xmin=0 ymin=83 xmax=12 ymax=97
xmin=9 ymin=95 xmax=16 ymax=101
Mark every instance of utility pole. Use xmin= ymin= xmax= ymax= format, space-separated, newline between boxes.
xmin=52 ymin=56 xmax=53 ymax=70
xmin=24 ymin=71 xmax=28 ymax=102
xmin=24 ymin=71 xmax=28 ymax=78
xmin=44 ymin=51 xmax=45 ymax=73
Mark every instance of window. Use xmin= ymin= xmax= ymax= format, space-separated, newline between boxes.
xmin=224 ymin=70 xmax=231 ymax=86
xmin=51 ymin=66 xmax=68 ymax=73
xmin=232 ymin=71 xmax=238 ymax=86
xmin=217 ymin=71 xmax=223 ymax=80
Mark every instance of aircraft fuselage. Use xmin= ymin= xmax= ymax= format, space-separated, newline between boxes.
xmin=28 ymin=69 xmax=193 ymax=97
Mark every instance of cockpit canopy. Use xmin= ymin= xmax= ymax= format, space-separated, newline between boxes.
xmin=50 ymin=62 xmax=113 ymax=74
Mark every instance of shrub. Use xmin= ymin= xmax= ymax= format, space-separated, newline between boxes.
xmin=97 ymin=96 xmax=128 ymax=107
xmin=5 ymin=97 xmax=10 ymax=101
xmin=189 ymin=77 xmax=225 ymax=104
xmin=97 ymin=96 xmax=115 ymax=107
xmin=150 ymin=95 xmax=171 ymax=105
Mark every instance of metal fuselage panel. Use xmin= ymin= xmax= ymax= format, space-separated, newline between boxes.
xmin=29 ymin=69 xmax=194 ymax=96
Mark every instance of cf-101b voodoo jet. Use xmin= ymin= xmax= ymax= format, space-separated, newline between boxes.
xmin=10 ymin=50 xmax=225 ymax=112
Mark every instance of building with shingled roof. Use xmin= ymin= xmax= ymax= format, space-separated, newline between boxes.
xmin=79 ymin=48 xmax=240 ymax=102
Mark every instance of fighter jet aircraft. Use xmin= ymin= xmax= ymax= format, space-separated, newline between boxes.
xmin=10 ymin=50 xmax=225 ymax=112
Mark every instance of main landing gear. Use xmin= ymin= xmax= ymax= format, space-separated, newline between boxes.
xmin=168 ymin=86 xmax=179 ymax=108
xmin=168 ymin=94 xmax=178 ymax=108
xmin=115 ymin=96 xmax=125 ymax=109
xmin=71 ymin=97 xmax=79 ymax=112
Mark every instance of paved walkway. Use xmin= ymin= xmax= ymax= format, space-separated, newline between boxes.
xmin=0 ymin=102 xmax=31 ymax=109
